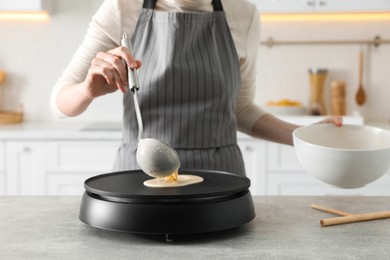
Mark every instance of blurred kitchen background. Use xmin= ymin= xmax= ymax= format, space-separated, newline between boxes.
xmin=0 ymin=0 xmax=390 ymax=196
xmin=0 ymin=0 xmax=389 ymax=123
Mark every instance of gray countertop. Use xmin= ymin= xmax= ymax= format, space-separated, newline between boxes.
xmin=1 ymin=196 xmax=390 ymax=259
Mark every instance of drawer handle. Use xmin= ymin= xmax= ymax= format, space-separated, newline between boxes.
xmin=245 ymin=146 xmax=254 ymax=152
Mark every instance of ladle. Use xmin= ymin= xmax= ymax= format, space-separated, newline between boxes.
xmin=121 ymin=33 xmax=180 ymax=178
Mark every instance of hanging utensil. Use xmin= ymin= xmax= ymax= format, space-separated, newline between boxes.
xmin=0 ymin=69 xmax=6 ymax=85
xmin=355 ymin=49 xmax=366 ymax=106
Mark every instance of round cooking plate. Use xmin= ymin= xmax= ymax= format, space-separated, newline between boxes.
xmin=80 ymin=169 xmax=255 ymax=235
xmin=84 ymin=169 xmax=250 ymax=203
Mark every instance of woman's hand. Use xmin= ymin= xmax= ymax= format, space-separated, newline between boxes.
xmin=316 ymin=116 xmax=343 ymax=127
xmin=250 ymin=114 xmax=343 ymax=146
xmin=56 ymin=46 xmax=142 ymax=117
xmin=82 ymin=46 xmax=142 ymax=98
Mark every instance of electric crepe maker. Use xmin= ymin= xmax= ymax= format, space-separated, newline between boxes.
xmin=79 ymin=169 xmax=255 ymax=235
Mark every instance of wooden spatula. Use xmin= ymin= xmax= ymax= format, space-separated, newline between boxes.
xmin=355 ymin=50 xmax=366 ymax=106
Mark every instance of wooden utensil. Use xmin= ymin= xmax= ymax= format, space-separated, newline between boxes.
xmin=311 ymin=204 xmax=390 ymax=227
xmin=0 ymin=69 xmax=6 ymax=85
xmin=310 ymin=204 xmax=353 ymax=217
xmin=320 ymin=211 xmax=390 ymax=227
xmin=355 ymin=50 xmax=366 ymax=106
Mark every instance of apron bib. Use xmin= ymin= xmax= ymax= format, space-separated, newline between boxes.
xmin=114 ymin=0 xmax=245 ymax=175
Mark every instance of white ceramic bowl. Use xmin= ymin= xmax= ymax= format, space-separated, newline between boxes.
xmin=293 ymin=124 xmax=390 ymax=189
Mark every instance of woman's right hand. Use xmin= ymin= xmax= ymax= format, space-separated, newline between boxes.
xmin=83 ymin=46 xmax=142 ymax=98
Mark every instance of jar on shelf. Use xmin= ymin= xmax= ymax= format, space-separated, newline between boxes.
xmin=331 ymin=80 xmax=346 ymax=116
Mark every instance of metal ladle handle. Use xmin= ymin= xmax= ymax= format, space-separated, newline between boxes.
xmin=121 ymin=33 xmax=139 ymax=92
xmin=121 ymin=33 xmax=143 ymax=141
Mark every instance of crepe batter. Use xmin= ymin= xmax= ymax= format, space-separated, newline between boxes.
xmin=143 ymin=171 xmax=204 ymax=188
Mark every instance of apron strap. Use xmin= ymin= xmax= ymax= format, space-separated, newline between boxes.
xmin=212 ymin=0 xmax=224 ymax=11
xmin=142 ymin=0 xmax=156 ymax=9
xmin=142 ymin=0 xmax=224 ymax=11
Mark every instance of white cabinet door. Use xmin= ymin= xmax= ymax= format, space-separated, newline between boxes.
xmin=266 ymin=142 xmax=390 ymax=195
xmin=238 ymin=140 xmax=267 ymax=195
xmin=45 ymin=141 xmax=119 ymax=195
xmin=5 ymin=141 xmax=47 ymax=195
xmin=267 ymin=173 xmax=362 ymax=195
xmin=268 ymin=172 xmax=390 ymax=196
xmin=5 ymin=140 xmax=120 ymax=195
xmin=357 ymin=173 xmax=390 ymax=196
xmin=267 ymin=142 xmax=303 ymax=172
xmin=0 ymin=141 xmax=5 ymax=195
xmin=46 ymin=141 xmax=118 ymax=172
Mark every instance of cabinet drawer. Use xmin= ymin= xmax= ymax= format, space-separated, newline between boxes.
xmin=46 ymin=141 xmax=119 ymax=172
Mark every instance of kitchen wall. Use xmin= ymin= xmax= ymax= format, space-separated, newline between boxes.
xmin=0 ymin=0 xmax=117 ymax=122
xmin=257 ymin=16 xmax=390 ymax=122
xmin=0 ymin=0 xmax=389 ymax=123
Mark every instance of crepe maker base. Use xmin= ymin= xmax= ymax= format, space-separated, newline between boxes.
xmin=79 ymin=169 xmax=255 ymax=235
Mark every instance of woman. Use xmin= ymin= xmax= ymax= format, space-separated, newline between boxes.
xmin=51 ymin=0 xmax=342 ymax=175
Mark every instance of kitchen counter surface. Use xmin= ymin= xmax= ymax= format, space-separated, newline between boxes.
xmin=0 ymin=115 xmax=368 ymax=140
xmin=0 ymin=121 xmax=123 ymax=140
xmin=1 ymin=196 xmax=390 ymax=259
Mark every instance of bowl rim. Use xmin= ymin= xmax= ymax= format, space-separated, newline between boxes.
xmin=293 ymin=124 xmax=390 ymax=152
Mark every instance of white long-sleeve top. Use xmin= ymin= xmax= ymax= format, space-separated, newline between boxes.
xmin=50 ymin=0 xmax=266 ymax=135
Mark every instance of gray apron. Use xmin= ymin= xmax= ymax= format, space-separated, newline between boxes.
xmin=114 ymin=0 xmax=245 ymax=176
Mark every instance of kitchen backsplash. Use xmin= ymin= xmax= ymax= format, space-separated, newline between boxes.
xmin=0 ymin=0 xmax=389 ymax=123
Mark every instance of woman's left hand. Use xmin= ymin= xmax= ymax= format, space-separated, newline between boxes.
xmin=316 ymin=116 xmax=343 ymax=127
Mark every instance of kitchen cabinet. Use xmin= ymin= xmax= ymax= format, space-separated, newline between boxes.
xmin=250 ymin=0 xmax=390 ymax=13
xmin=268 ymin=173 xmax=390 ymax=196
xmin=45 ymin=141 xmax=118 ymax=195
xmin=3 ymin=138 xmax=390 ymax=196
xmin=5 ymin=141 xmax=47 ymax=195
xmin=265 ymin=142 xmax=390 ymax=196
xmin=1 ymin=119 xmax=388 ymax=196
xmin=0 ymin=0 xmax=51 ymax=12
xmin=238 ymin=140 xmax=267 ymax=195
xmin=0 ymin=142 xmax=5 ymax=195
xmin=4 ymin=140 xmax=119 ymax=196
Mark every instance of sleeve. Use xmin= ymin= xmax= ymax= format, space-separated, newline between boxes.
xmin=50 ymin=0 xmax=122 ymax=118
xmin=236 ymin=6 xmax=267 ymax=135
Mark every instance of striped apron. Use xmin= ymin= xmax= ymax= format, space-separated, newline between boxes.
xmin=113 ymin=0 xmax=246 ymax=176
